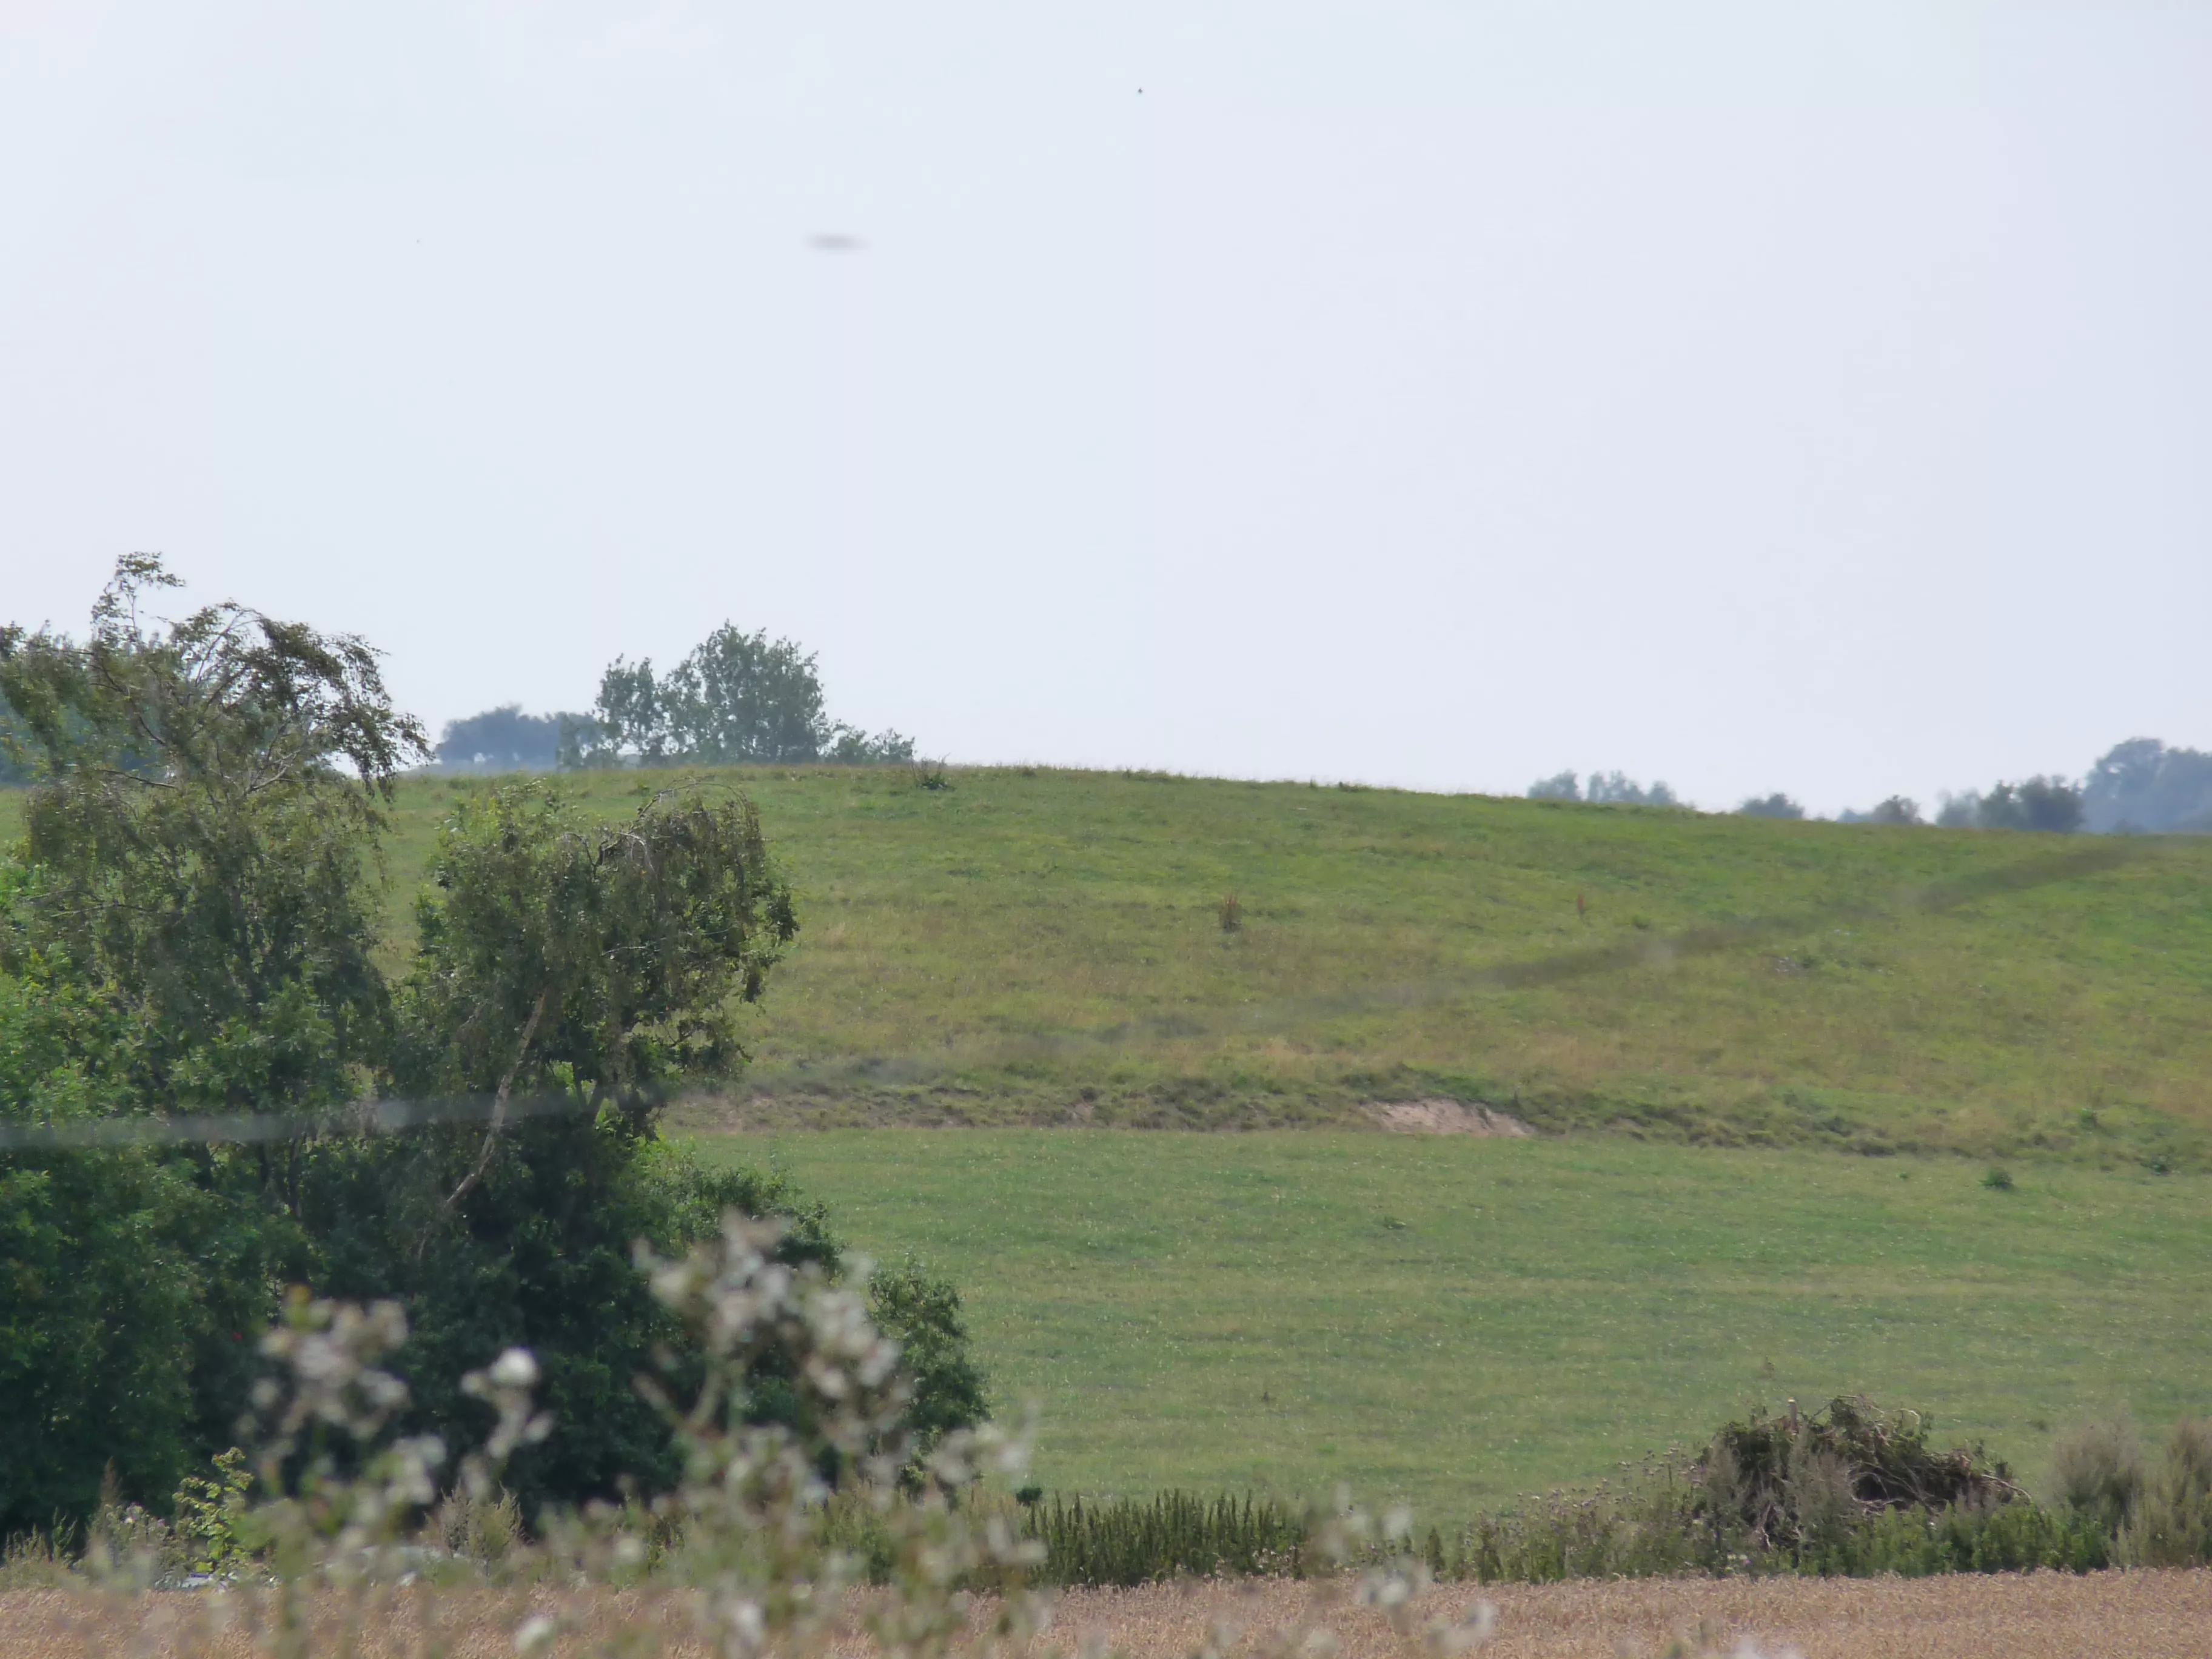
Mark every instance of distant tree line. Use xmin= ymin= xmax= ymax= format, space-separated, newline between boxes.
xmin=1529 ymin=738 xmax=2212 ymax=835
xmin=1526 ymin=769 xmax=1678 ymax=806
xmin=427 ymin=623 xmax=916 ymax=774
xmin=1718 ymin=739 xmax=2212 ymax=834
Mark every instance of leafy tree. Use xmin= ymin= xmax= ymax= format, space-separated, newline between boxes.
xmin=1737 ymin=793 xmax=1805 ymax=820
xmin=1837 ymin=796 xmax=1923 ymax=826
xmin=304 ymin=779 xmax=817 ymax=1507
xmin=387 ymin=780 xmax=797 ymax=1116
xmin=663 ymin=626 xmax=831 ymax=763
xmin=0 ymin=565 xmax=984 ymax=1526
xmin=866 ymin=1255 xmax=990 ymax=1461
xmin=0 ymin=554 xmax=423 ymax=1127
xmin=2083 ymin=739 xmax=2212 ymax=834
xmin=1935 ymin=792 xmax=1981 ymax=828
xmin=560 ymin=657 xmax=669 ymax=768
xmin=1978 ymin=777 xmax=2083 ymax=834
xmin=1586 ymin=771 xmax=1677 ymax=806
xmin=0 ymin=555 xmax=415 ymax=1526
xmin=1527 ymin=771 xmax=1674 ymax=806
xmin=560 ymin=624 xmax=914 ymax=768
xmin=434 ymin=705 xmax=576 ymax=773
xmin=827 ymin=725 xmax=918 ymax=765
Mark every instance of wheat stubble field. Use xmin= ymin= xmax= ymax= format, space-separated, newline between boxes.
xmin=6 ymin=1570 xmax=2211 ymax=1657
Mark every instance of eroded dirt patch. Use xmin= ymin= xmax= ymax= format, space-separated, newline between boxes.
xmin=1369 ymin=1098 xmax=1534 ymax=1136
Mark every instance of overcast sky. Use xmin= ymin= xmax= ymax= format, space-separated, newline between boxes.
xmin=3 ymin=2 xmax=2207 ymax=814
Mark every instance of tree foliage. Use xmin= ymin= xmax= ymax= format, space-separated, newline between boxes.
xmin=1526 ymin=771 xmax=1675 ymax=806
xmin=434 ymin=705 xmax=575 ymax=773
xmin=390 ymin=781 xmax=797 ymax=1116
xmin=1838 ymin=795 xmax=1923 ymax=827
xmin=1937 ymin=778 xmax=2085 ymax=834
xmin=0 ymin=561 xmax=982 ymax=1533
xmin=1736 ymin=793 xmax=1805 ymax=820
xmin=558 ymin=623 xmax=913 ymax=768
xmin=0 ymin=554 xmax=423 ymax=1122
xmin=2083 ymin=738 xmax=2212 ymax=834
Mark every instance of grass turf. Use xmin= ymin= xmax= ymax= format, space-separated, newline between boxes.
xmin=5 ymin=766 xmax=2210 ymax=1165
xmin=697 ymin=1128 xmax=2212 ymax=1523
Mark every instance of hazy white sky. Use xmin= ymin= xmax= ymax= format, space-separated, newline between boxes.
xmin=2 ymin=2 xmax=2207 ymax=813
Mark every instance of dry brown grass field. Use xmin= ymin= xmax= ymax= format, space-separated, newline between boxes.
xmin=7 ymin=1570 xmax=2210 ymax=1659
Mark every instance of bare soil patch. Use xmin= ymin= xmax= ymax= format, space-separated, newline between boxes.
xmin=1369 ymin=1098 xmax=1534 ymax=1136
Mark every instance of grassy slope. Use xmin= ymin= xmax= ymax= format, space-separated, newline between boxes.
xmin=7 ymin=771 xmax=2206 ymax=1512
xmin=9 ymin=767 xmax=2207 ymax=1164
xmin=702 ymin=1129 xmax=2211 ymax=1519
xmin=429 ymin=766 xmax=2208 ymax=1166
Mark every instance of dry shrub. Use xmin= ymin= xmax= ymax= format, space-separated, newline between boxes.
xmin=2123 ymin=1418 xmax=2212 ymax=1568
xmin=2049 ymin=1415 xmax=2142 ymax=1526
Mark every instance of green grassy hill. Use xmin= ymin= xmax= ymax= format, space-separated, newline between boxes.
xmin=705 ymin=1129 xmax=2210 ymax=1517
xmin=7 ymin=766 xmax=2209 ymax=1165
xmin=7 ymin=769 xmax=2207 ymax=1512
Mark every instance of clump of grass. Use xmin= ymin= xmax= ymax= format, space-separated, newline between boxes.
xmin=2050 ymin=1415 xmax=2142 ymax=1530
xmin=1022 ymin=1490 xmax=1307 ymax=1585
xmin=0 ymin=1526 xmax=75 ymax=1590
xmin=910 ymin=759 xmax=952 ymax=791
xmin=2121 ymin=1416 xmax=2212 ymax=1567
xmin=1218 ymin=892 xmax=1243 ymax=934
xmin=1980 ymin=1165 xmax=2015 ymax=1191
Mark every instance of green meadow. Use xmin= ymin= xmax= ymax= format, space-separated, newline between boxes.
xmin=6 ymin=766 xmax=2210 ymax=1165
xmin=699 ymin=1128 xmax=2211 ymax=1521
xmin=6 ymin=766 xmax=2208 ymax=1517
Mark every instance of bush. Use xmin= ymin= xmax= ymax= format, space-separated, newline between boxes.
xmin=866 ymin=1256 xmax=990 ymax=1463
xmin=297 ymin=1128 xmax=841 ymax=1513
xmin=2121 ymin=1418 xmax=2212 ymax=1567
xmin=2051 ymin=1415 xmax=2143 ymax=1529
xmin=1447 ymin=1395 xmax=2077 ymax=1582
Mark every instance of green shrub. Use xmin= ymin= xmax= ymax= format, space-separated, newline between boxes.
xmin=1446 ymin=1395 xmax=2106 ymax=1583
xmin=866 ymin=1256 xmax=990 ymax=1464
